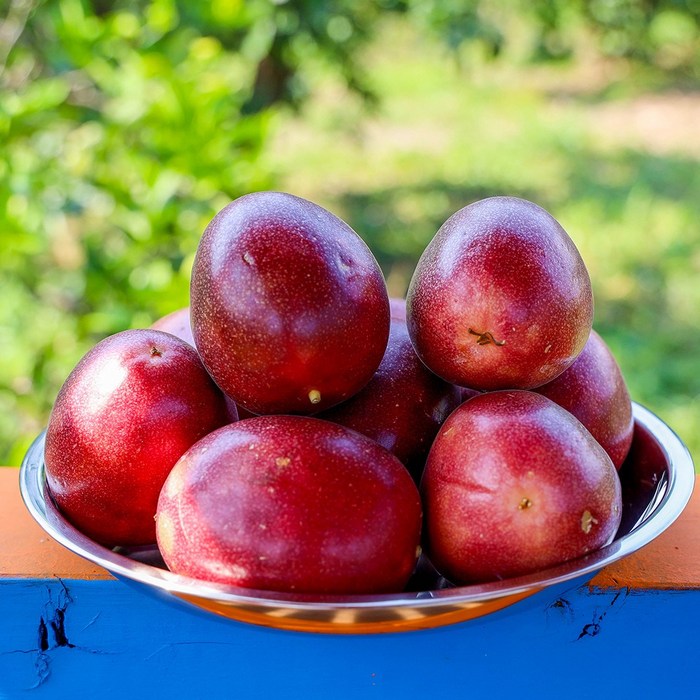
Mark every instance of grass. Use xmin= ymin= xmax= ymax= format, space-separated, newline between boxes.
xmin=265 ymin=18 xmax=700 ymax=468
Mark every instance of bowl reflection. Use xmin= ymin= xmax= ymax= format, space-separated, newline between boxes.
xmin=19 ymin=403 xmax=694 ymax=634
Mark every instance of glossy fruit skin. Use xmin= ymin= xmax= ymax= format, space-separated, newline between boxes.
xmin=44 ymin=329 xmax=232 ymax=547
xmin=156 ymin=416 xmax=422 ymax=595
xmin=151 ymin=307 xmax=239 ymax=422
xmin=535 ymin=330 xmax=634 ymax=469
xmin=457 ymin=385 xmax=481 ymax=404
xmin=318 ymin=316 xmax=462 ymax=483
xmin=190 ymin=191 xmax=390 ymax=415
xmin=406 ymin=196 xmax=593 ymax=391
xmin=151 ymin=306 xmax=195 ymax=347
xmin=421 ymin=390 xmax=622 ymax=584
xmin=389 ymin=296 xmax=407 ymax=322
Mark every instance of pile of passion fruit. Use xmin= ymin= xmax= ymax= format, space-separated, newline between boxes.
xmin=44 ymin=192 xmax=630 ymax=595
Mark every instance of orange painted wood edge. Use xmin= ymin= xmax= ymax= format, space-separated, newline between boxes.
xmin=1 ymin=468 xmax=698 ymax=589
xmin=0 ymin=467 xmax=112 ymax=580
xmin=589 ymin=481 xmax=700 ymax=590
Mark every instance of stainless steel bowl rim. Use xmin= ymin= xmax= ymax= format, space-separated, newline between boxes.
xmin=19 ymin=402 xmax=695 ymax=612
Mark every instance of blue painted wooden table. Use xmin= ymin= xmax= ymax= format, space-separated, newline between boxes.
xmin=2 ymin=469 xmax=698 ymax=699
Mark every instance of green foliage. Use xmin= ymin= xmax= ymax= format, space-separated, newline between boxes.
xmin=583 ymin=0 xmax=700 ymax=70
xmin=528 ymin=0 xmax=700 ymax=73
xmin=1 ymin=1 xmax=267 ymax=463
xmin=2 ymin=1 xmax=699 ymax=466
xmin=269 ymin=18 xmax=700 ymax=466
xmin=0 ymin=0 xmax=408 ymax=464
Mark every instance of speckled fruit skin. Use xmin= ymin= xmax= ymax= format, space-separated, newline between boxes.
xmin=421 ymin=391 xmax=622 ymax=584
xmin=151 ymin=306 xmax=195 ymax=346
xmin=44 ymin=329 xmax=233 ymax=547
xmin=535 ymin=330 xmax=634 ymax=469
xmin=151 ymin=307 xmax=240 ymax=422
xmin=190 ymin=191 xmax=390 ymax=415
xmin=318 ymin=314 xmax=462 ymax=483
xmin=156 ymin=416 xmax=423 ymax=595
xmin=406 ymin=196 xmax=593 ymax=391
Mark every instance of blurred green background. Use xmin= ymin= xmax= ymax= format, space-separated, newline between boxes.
xmin=1 ymin=0 xmax=698 ymax=468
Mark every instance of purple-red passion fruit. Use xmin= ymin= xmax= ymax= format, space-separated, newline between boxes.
xmin=190 ymin=192 xmax=390 ymax=415
xmin=535 ymin=329 xmax=634 ymax=469
xmin=44 ymin=329 xmax=232 ymax=546
xmin=318 ymin=315 xmax=461 ymax=483
xmin=406 ymin=196 xmax=593 ymax=391
xmin=156 ymin=416 xmax=422 ymax=595
xmin=421 ymin=390 xmax=622 ymax=584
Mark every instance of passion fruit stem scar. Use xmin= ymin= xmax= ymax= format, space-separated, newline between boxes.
xmin=468 ymin=328 xmax=506 ymax=346
xmin=581 ymin=510 xmax=599 ymax=534
xmin=308 ymin=389 xmax=322 ymax=404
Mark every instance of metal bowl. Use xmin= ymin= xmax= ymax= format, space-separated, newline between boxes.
xmin=20 ymin=402 xmax=694 ymax=634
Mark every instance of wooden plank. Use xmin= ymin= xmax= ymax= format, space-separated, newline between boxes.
xmin=590 ymin=483 xmax=700 ymax=589
xmin=0 ymin=576 xmax=697 ymax=697
xmin=2 ymin=467 xmax=699 ymax=590
xmin=0 ymin=468 xmax=111 ymax=580
xmin=2 ymin=467 xmax=698 ymax=697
